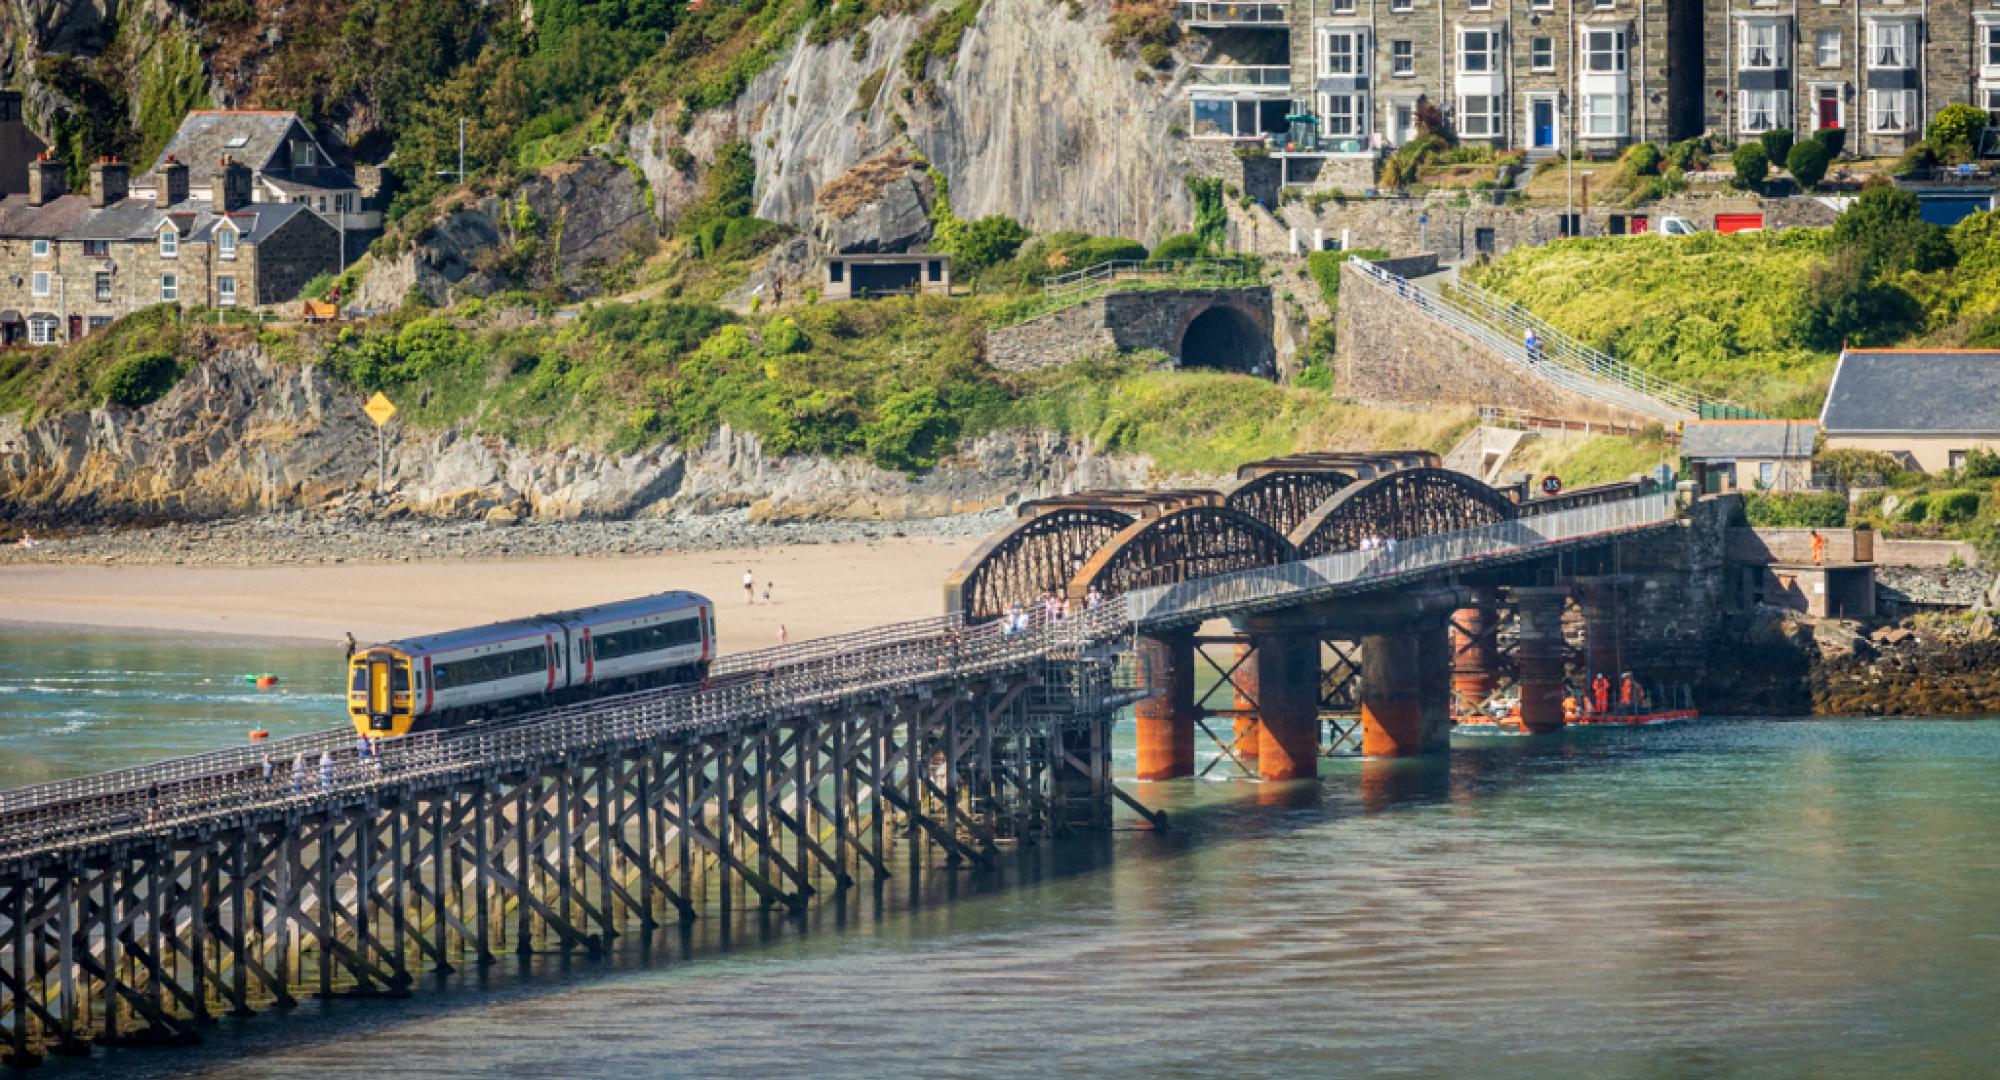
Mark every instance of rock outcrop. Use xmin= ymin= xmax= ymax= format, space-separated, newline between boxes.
xmin=630 ymin=0 xmax=1199 ymax=247
xmin=0 ymin=349 xmax=1156 ymax=525
xmin=357 ymin=158 xmax=653 ymax=308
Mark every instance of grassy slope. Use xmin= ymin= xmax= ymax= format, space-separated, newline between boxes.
xmin=1508 ymin=430 xmax=1680 ymax=488
xmin=1467 ymin=230 xmax=1837 ymax=417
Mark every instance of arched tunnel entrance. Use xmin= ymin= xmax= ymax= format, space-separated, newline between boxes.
xmin=1177 ymin=304 xmax=1275 ymax=378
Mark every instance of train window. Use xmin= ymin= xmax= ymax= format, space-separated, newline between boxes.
xmin=593 ymin=618 xmax=700 ymax=661
xmin=392 ymin=666 xmax=410 ymax=692
xmin=350 ymin=668 xmax=367 ymax=693
xmin=432 ymin=665 xmax=451 ymax=690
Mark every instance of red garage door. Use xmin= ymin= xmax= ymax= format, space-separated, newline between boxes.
xmin=1715 ymin=212 xmax=1765 ymax=234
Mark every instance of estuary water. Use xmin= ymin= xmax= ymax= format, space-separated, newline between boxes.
xmin=4 ymin=629 xmax=2000 ymax=1079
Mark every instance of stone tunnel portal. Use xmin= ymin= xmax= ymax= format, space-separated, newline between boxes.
xmin=1178 ymin=304 xmax=1274 ymax=378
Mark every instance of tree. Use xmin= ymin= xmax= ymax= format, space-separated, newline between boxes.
xmin=1817 ymin=126 xmax=1846 ymax=158
xmin=1833 ymin=180 xmax=1952 ymax=273
xmin=1759 ymin=129 xmax=1794 ymax=172
xmin=1927 ymin=103 xmax=1988 ymax=162
xmin=1731 ymin=142 xmax=1769 ymax=187
xmin=1787 ymin=137 xmax=1832 ymax=190
xmin=1150 ymin=233 xmax=1205 ymax=261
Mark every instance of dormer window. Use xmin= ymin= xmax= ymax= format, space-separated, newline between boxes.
xmin=298 ymin=144 xmax=317 ymax=168
xmin=217 ymin=225 xmax=237 ymax=260
xmin=158 ymin=226 xmax=177 ymax=259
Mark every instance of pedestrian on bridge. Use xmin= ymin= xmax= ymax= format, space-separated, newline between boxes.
xmin=291 ymin=752 xmax=307 ymax=794
xmin=260 ymin=751 xmax=275 ymax=788
xmin=318 ymin=750 xmax=335 ymax=794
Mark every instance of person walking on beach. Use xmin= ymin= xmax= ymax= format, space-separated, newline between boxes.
xmin=778 ymin=624 xmax=789 ymax=644
xmin=763 ymin=581 xmax=774 ymax=604
xmin=743 ymin=569 xmax=755 ymax=604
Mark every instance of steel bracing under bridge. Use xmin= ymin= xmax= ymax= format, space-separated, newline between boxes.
xmin=0 ymin=485 xmax=1680 ymax=1065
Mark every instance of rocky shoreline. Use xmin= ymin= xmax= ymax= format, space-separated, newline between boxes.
xmin=0 ymin=505 xmax=1011 ymax=567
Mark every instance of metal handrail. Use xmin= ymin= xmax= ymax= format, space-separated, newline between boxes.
xmin=1177 ymin=0 xmax=1289 ymax=24
xmin=1186 ymin=64 xmax=1292 ymax=88
xmin=1040 ymin=257 xmax=1260 ymax=301
xmin=0 ymin=492 xmax=1682 ymax=862
xmin=1346 ymin=260 xmax=1696 ymax=422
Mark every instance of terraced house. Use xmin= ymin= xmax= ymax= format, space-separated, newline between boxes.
xmin=0 ymin=152 xmax=340 ymax=346
xmin=1181 ymin=0 xmax=2000 ymax=163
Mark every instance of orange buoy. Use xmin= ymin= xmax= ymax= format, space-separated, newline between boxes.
xmin=249 ymin=729 xmax=270 ymax=741
xmin=256 ymin=676 xmax=279 ymax=690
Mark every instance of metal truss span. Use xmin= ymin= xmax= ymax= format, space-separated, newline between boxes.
xmin=1291 ymin=467 xmax=1518 ymax=558
xmin=944 ymin=507 xmax=1135 ymax=621
xmin=1067 ymin=506 xmax=1297 ymax=600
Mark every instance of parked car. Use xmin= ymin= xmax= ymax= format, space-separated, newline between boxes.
xmin=1658 ymin=215 xmax=1700 ymax=236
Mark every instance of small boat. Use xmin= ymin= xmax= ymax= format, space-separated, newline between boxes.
xmin=1453 ymin=689 xmax=1698 ymax=734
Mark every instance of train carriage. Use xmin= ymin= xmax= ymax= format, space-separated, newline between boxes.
xmin=349 ymin=591 xmax=713 ymax=738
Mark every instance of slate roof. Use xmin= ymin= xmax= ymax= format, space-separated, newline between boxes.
xmin=1820 ymin=350 xmax=2000 ymax=435
xmin=0 ymin=193 xmax=94 ymax=238
xmin=1681 ymin=420 xmax=1818 ymax=460
xmin=148 ymin=111 xmax=301 ymax=183
xmin=0 ymin=192 xmax=323 ymax=244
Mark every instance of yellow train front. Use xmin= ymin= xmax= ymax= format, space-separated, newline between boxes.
xmin=348 ymin=591 xmax=714 ymax=738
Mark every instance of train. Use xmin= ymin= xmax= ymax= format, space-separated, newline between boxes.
xmin=348 ymin=591 xmax=715 ymax=738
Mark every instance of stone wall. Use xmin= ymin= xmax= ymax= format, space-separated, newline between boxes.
xmin=1730 ymin=527 xmax=1979 ymax=568
xmin=986 ymin=286 xmax=1274 ymax=373
xmin=249 ymin=210 xmax=341 ymax=305
xmin=1245 ymin=192 xmax=1839 ymax=262
xmin=1619 ymin=494 xmax=1737 ymax=688
xmin=1333 ymin=259 xmax=1662 ymax=427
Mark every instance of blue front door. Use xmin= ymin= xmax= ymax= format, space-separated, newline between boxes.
xmin=1533 ymin=100 xmax=1556 ymax=148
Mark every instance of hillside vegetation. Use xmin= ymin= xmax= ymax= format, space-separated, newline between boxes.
xmin=1468 ymin=196 xmax=2000 ymax=418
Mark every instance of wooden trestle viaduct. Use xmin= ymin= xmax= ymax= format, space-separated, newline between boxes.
xmin=0 ymin=450 xmax=1693 ymax=1066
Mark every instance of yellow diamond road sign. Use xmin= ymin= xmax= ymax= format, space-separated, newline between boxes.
xmin=363 ymin=392 xmax=397 ymax=427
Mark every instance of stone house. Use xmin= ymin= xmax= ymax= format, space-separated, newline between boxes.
xmin=1183 ymin=0 xmax=2000 ymax=172
xmin=131 ymin=111 xmax=384 ymax=257
xmin=1819 ymin=348 xmax=2000 ymax=472
xmin=1702 ymin=0 xmax=1989 ymax=159
xmin=0 ymin=153 xmax=340 ymax=346
xmin=1681 ymin=418 xmax=1818 ymax=492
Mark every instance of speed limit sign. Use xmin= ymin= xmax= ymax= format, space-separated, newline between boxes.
xmin=1541 ymin=475 xmax=1563 ymax=495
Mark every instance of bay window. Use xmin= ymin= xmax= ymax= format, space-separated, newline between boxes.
xmin=1868 ymin=88 xmax=1914 ymax=133
xmin=1459 ymin=29 xmax=1498 ymax=74
xmin=1583 ymin=93 xmax=1627 ymax=137
xmin=1584 ymin=29 xmax=1626 ymax=74
xmin=1739 ymin=90 xmax=1785 ymax=133
xmin=1869 ymin=22 xmax=1910 ymax=68
xmin=1320 ymin=93 xmax=1369 ymax=139
xmin=1458 ymin=94 xmax=1501 ymax=137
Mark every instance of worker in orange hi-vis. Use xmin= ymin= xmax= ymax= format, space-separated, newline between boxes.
xmin=1810 ymin=529 xmax=1826 ymax=565
xmin=1592 ymin=673 xmax=1611 ymax=716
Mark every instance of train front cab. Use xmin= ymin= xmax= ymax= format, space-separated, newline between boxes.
xmin=349 ymin=649 xmax=415 ymax=737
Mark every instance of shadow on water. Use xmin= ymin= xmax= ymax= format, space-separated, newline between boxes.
xmin=14 ymin=720 xmax=1748 ymax=1079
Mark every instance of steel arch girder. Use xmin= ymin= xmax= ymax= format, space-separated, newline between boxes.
xmin=1066 ymin=506 xmax=1297 ymax=601
xmin=944 ymin=507 xmax=1136 ymax=621
xmin=1290 ymin=467 xmax=1517 ymax=558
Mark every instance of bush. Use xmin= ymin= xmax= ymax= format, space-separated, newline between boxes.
xmin=95 ymin=351 xmax=182 ymax=407
xmin=945 ymin=214 xmax=1029 ymax=271
xmin=1624 ymin=142 xmax=1663 ymax=177
xmin=1927 ymin=104 xmax=1988 ymax=162
xmin=1816 ymin=448 xmax=1905 ymax=489
xmin=1664 ymin=137 xmax=1709 ymax=172
xmin=301 ymin=271 xmax=335 ymax=301
xmin=1786 ymin=138 xmax=1832 ymax=190
xmin=858 ymin=385 xmax=957 ymax=472
xmin=1894 ymin=140 xmax=1938 ymax=179
xmin=1929 ymin=489 xmax=1983 ymax=524
xmin=1294 ymin=361 xmax=1333 ymax=391
xmin=1962 ymin=447 xmax=2000 ymax=479
xmin=762 ymin=316 xmax=807 ymax=355
xmin=1899 ymin=495 xmax=1931 ymax=524
xmin=1817 ymin=127 xmax=1846 ymax=158
xmin=1731 ymin=142 xmax=1769 ymax=187
xmin=1743 ymin=491 xmax=1847 ymax=528
xmin=1759 ymin=129 xmax=1794 ymax=172
xmin=1150 ymin=232 xmax=1205 ymax=261
xmin=1305 ymin=247 xmax=1390 ymax=305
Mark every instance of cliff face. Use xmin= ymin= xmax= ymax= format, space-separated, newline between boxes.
xmin=632 ymin=0 xmax=1200 ymax=246
xmin=0 ymin=349 xmax=1153 ymax=525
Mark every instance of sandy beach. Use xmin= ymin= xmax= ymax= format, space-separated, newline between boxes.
xmin=0 ymin=537 xmax=980 ymax=653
